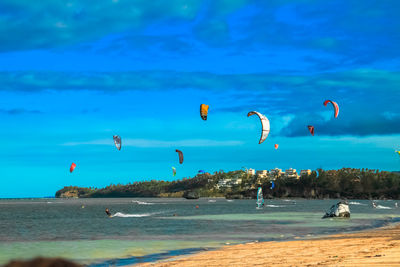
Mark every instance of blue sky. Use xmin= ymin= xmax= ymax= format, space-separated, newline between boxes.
xmin=0 ymin=0 xmax=399 ymax=197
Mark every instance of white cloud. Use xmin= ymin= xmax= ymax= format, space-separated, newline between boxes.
xmin=61 ymin=138 xmax=244 ymax=147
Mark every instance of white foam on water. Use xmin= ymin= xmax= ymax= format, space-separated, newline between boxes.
xmin=266 ymin=205 xmax=284 ymax=208
xmin=349 ymin=202 xmax=367 ymax=205
xmin=208 ymin=200 xmax=216 ymax=203
xmin=282 ymin=200 xmax=296 ymax=204
xmin=376 ymin=205 xmax=392 ymax=209
xmin=132 ymin=200 xmax=154 ymax=205
xmin=111 ymin=212 xmax=152 ymax=218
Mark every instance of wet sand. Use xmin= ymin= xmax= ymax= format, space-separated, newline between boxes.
xmin=137 ymin=224 xmax=400 ymax=266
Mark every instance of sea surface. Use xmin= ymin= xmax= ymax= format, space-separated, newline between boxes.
xmin=0 ymin=198 xmax=399 ymax=266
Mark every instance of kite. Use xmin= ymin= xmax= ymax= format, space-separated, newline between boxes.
xmin=270 ymin=181 xmax=275 ymax=189
xmin=113 ymin=135 xmax=121 ymax=151
xmin=323 ymin=100 xmax=339 ymax=118
xmin=247 ymin=111 xmax=270 ymax=144
xmin=274 ymin=144 xmax=279 ymax=149
xmin=70 ymin=163 xmax=76 ymax=173
xmin=200 ymin=104 xmax=209 ymax=120
xmin=308 ymin=125 xmax=314 ymax=136
xmin=176 ymin=149 xmax=184 ymax=164
xmin=172 ymin=167 xmax=176 ymax=177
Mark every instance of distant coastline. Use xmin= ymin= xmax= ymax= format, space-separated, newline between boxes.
xmin=56 ymin=168 xmax=400 ymax=200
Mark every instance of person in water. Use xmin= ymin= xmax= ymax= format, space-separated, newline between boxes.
xmin=372 ymin=202 xmax=377 ymax=208
xmin=105 ymin=208 xmax=112 ymax=217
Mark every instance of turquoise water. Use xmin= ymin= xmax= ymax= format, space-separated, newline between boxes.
xmin=0 ymin=198 xmax=399 ymax=265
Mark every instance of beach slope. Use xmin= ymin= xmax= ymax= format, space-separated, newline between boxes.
xmin=138 ymin=224 xmax=400 ymax=266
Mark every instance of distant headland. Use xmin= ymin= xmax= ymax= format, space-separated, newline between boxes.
xmin=56 ymin=168 xmax=400 ymax=200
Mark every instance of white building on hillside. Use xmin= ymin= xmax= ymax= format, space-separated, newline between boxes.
xmin=215 ymin=177 xmax=242 ymax=189
xmin=300 ymin=169 xmax=312 ymax=177
xmin=285 ymin=168 xmax=299 ymax=179
xmin=247 ymin=168 xmax=255 ymax=176
xmin=256 ymin=170 xmax=268 ymax=178
xmin=269 ymin=168 xmax=283 ymax=179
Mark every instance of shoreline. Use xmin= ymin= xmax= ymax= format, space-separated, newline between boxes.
xmin=1 ymin=197 xmax=399 ymax=201
xmin=133 ymin=223 xmax=400 ymax=266
xmin=88 ymin=248 xmax=212 ymax=267
xmin=86 ymin=218 xmax=400 ymax=267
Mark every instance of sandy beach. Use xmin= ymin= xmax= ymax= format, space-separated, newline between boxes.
xmin=137 ymin=224 xmax=400 ymax=266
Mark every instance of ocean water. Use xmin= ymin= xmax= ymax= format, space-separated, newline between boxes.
xmin=0 ymin=198 xmax=399 ymax=266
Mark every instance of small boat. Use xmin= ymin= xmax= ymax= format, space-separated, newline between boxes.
xmin=322 ymin=201 xmax=350 ymax=218
xmin=256 ymin=187 xmax=264 ymax=209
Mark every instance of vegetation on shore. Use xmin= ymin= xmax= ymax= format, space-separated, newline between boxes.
xmin=55 ymin=168 xmax=400 ymax=199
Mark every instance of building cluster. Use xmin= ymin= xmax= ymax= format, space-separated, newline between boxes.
xmin=215 ymin=168 xmax=313 ymax=189
xmin=215 ymin=173 xmax=242 ymax=189
xmin=250 ymin=168 xmax=312 ymax=180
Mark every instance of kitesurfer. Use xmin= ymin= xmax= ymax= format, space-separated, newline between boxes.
xmin=105 ymin=208 xmax=112 ymax=217
xmin=372 ymin=202 xmax=377 ymax=208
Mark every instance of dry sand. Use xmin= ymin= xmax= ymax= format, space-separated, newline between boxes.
xmin=136 ymin=224 xmax=400 ymax=266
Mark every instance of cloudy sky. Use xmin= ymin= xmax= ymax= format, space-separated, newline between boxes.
xmin=0 ymin=0 xmax=399 ymax=197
